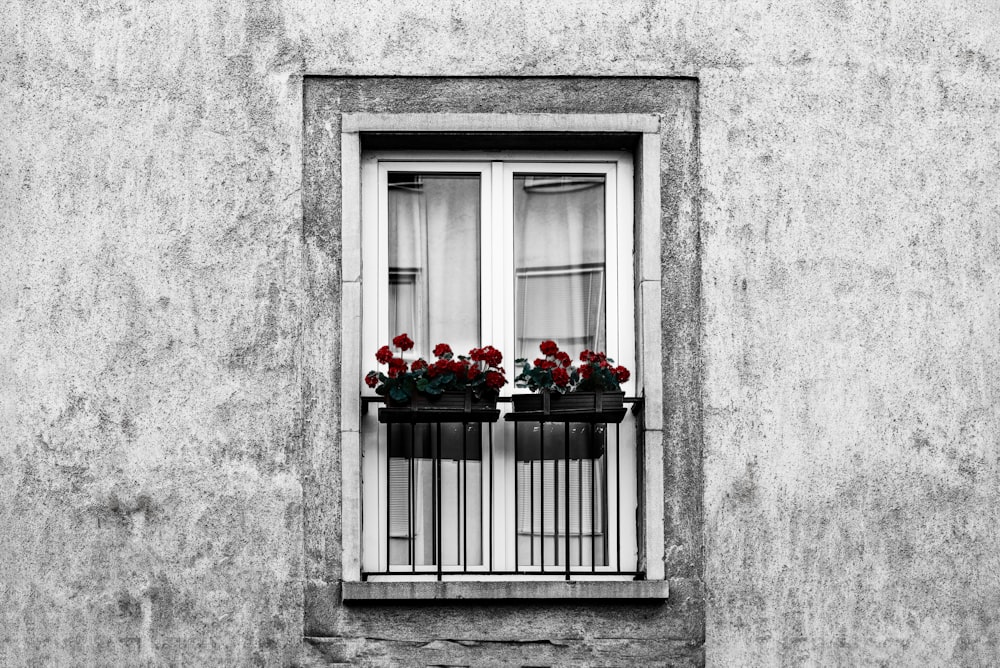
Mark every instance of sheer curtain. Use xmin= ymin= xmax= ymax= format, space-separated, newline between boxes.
xmin=513 ymin=174 xmax=606 ymax=361
xmin=388 ymin=173 xmax=480 ymax=359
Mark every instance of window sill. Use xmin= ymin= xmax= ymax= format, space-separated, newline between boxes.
xmin=342 ymin=579 xmax=669 ymax=602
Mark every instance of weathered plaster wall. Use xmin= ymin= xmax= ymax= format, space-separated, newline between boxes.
xmin=3 ymin=1 xmax=1000 ymax=666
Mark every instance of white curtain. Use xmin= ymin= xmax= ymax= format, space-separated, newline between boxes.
xmin=513 ymin=174 xmax=606 ymax=360
xmin=388 ymin=173 xmax=481 ymax=358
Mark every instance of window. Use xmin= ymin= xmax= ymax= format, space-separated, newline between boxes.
xmin=359 ymin=151 xmax=638 ymax=579
xmin=319 ymin=106 xmax=680 ymax=602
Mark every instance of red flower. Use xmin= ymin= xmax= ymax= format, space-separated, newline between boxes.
xmin=467 ymin=365 xmax=479 ymax=380
xmin=365 ymin=371 xmax=379 ymax=388
xmin=579 ymin=364 xmax=593 ymax=379
xmin=376 ymin=345 xmax=393 ymax=364
xmin=433 ymin=343 xmax=452 ymax=358
xmin=535 ymin=359 xmax=556 ymax=371
xmin=392 ymin=333 xmax=414 ymax=351
xmin=427 ymin=359 xmax=449 ymax=378
xmin=552 ymin=367 xmax=570 ymax=387
xmin=470 ymin=345 xmax=503 ymax=367
xmin=485 ymin=371 xmax=505 ymax=389
xmin=555 ymin=351 xmax=571 ymax=367
xmin=614 ymin=366 xmax=630 ymax=383
xmin=483 ymin=346 xmax=503 ymax=367
xmin=411 ymin=359 xmax=428 ymax=372
xmin=539 ymin=340 xmax=559 ymax=356
xmin=449 ymin=360 xmax=468 ymax=375
xmin=387 ymin=357 xmax=407 ymax=378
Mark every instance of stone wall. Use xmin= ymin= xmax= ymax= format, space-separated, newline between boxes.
xmin=3 ymin=1 xmax=999 ymax=665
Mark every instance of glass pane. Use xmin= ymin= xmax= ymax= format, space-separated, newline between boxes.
xmin=388 ymin=173 xmax=481 ymax=357
xmin=514 ymin=422 xmax=608 ymax=568
xmin=387 ymin=423 xmax=484 ymax=568
xmin=513 ymin=174 xmax=606 ymax=361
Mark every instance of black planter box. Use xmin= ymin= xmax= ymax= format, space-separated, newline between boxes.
xmin=379 ymin=389 xmax=500 ymax=424
xmin=507 ymin=390 xmax=627 ymax=424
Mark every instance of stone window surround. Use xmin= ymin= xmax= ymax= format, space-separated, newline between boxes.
xmin=301 ymin=77 xmax=701 ymax=613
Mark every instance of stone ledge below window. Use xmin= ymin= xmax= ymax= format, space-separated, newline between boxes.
xmin=342 ymin=580 xmax=669 ymax=602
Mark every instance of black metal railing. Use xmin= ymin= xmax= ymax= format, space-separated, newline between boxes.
xmin=361 ymin=396 xmax=642 ymax=581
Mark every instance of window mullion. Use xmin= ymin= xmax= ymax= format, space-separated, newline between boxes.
xmin=485 ymin=160 xmax=504 ymax=573
xmin=498 ymin=160 xmax=517 ymax=572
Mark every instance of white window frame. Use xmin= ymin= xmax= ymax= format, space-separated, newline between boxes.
xmin=361 ymin=152 xmax=634 ymax=579
xmin=339 ymin=113 xmax=665 ymax=595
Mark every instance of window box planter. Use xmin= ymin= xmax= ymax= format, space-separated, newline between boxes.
xmin=508 ymin=390 xmax=627 ymax=424
xmin=378 ymin=389 xmax=500 ymax=424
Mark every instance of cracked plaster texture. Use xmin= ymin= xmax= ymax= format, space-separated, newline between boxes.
xmin=3 ymin=1 xmax=1000 ymax=665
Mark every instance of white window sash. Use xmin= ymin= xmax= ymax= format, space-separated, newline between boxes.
xmin=360 ymin=152 xmax=636 ymax=576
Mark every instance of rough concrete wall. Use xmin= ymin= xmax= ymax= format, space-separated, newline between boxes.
xmin=1 ymin=2 xmax=305 ymax=665
xmin=701 ymin=65 xmax=1000 ymax=665
xmin=3 ymin=1 xmax=1000 ymax=666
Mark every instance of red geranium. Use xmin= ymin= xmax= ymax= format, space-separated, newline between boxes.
xmin=387 ymin=357 xmax=407 ymax=378
xmin=471 ymin=345 xmax=503 ymax=367
xmin=488 ymin=347 xmax=504 ymax=366
xmin=516 ymin=340 xmax=629 ymax=394
xmin=392 ymin=333 xmax=414 ymax=351
xmin=367 ymin=335 xmax=507 ymax=402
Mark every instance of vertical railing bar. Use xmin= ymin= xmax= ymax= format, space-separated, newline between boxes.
xmin=462 ymin=422 xmax=468 ymax=573
xmin=530 ymin=427 xmax=535 ymax=567
xmin=554 ymin=424 xmax=559 ymax=568
xmin=409 ymin=422 xmax=415 ymax=572
xmin=615 ymin=421 xmax=621 ymax=573
xmin=591 ymin=422 xmax=596 ymax=573
xmin=431 ymin=423 xmax=437 ymax=571
xmin=436 ymin=422 xmax=442 ymax=581
xmin=514 ymin=423 xmax=519 ymax=572
xmin=386 ymin=423 xmax=393 ymax=572
xmin=604 ymin=426 xmax=610 ymax=569
xmin=577 ymin=456 xmax=583 ymax=568
xmin=488 ymin=423 xmax=493 ymax=573
xmin=540 ymin=421 xmax=545 ymax=572
xmin=565 ymin=422 xmax=571 ymax=581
